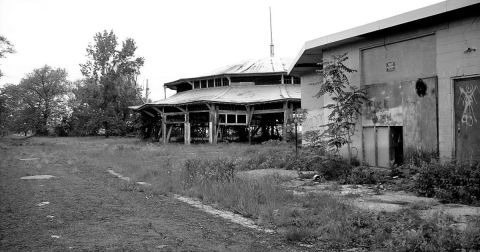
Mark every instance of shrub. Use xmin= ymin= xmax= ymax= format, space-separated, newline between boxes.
xmin=345 ymin=166 xmax=385 ymax=184
xmin=404 ymin=148 xmax=439 ymax=167
xmin=414 ymin=161 xmax=480 ymax=205
xmin=315 ymin=155 xmax=352 ymax=181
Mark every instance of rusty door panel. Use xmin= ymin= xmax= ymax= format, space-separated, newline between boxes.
xmin=401 ymin=77 xmax=438 ymax=155
xmin=363 ymin=127 xmax=376 ymax=166
xmin=454 ymin=77 xmax=480 ymax=161
xmin=377 ymin=127 xmax=390 ymax=167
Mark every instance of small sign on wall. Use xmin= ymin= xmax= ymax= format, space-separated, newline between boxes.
xmin=386 ymin=61 xmax=395 ymax=72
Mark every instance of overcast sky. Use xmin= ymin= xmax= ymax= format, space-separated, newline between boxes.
xmin=0 ymin=0 xmax=443 ymax=100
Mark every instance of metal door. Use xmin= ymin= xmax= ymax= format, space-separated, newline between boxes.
xmin=454 ymin=77 xmax=480 ymax=161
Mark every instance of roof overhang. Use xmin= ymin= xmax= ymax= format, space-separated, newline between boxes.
xmin=288 ymin=0 xmax=480 ymax=76
xmin=130 ymin=84 xmax=301 ymax=111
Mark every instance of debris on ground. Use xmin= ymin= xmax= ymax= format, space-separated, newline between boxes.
xmin=20 ymin=175 xmax=55 ymax=180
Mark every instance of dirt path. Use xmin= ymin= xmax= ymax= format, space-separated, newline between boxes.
xmin=0 ymin=139 xmax=300 ymax=251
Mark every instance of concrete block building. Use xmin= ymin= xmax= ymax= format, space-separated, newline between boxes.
xmin=289 ymin=0 xmax=480 ymax=166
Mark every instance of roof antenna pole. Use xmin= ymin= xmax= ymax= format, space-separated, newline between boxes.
xmin=145 ymin=79 xmax=150 ymax=102
xmin=269 ymin=6 xmax=274 ymax=57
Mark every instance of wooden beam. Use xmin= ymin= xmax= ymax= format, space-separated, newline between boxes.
xmin=174 ymin=106 xmax=187 ymax=113
xmin=152 ymin=107 xmax=162 ymax=114
xmin=218 ymin=110 xmax=247 ymax=115
xmin=188 ymin=110 xmax=210 ymax=113
xmin=163 ymin=111 xmax=187 ymax=116
xmin=143 ymin=110 xmax=155 ymax=117
xmin=253 ymin=109 xmax=284 ymax=115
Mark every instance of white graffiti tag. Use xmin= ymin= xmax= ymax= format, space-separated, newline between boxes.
xmin=459 ymin=84 xmax=477 ymax=127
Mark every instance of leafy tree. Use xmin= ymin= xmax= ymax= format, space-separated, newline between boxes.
xmin=77 ymin=30 xmax=144 ymax=136
xmin=316 ymin=53 xmax=368 ymax=162
xmin=0 ymin=35 xmax=15 ymax=79
xmin=0 ymin=66 xmax=70 ymax=135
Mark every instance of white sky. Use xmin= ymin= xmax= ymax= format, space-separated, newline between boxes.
xmin=0 ymin=0 xmax=443 ymax=100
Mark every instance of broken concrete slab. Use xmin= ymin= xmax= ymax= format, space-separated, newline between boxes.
xmin=20 ymin=175 xmax=55 ymax=180
xmin=37 ymin=201 xmax=50 ymax=206
xmin=237 ymin=168 xmax=299 ymax=181
xmin=19 ymin=158 xmax=39 ymax=161
xmin=107 ymin=169 xmax=131 ymax=182
xmin=173 ymin=194 xmax=274 ymax=234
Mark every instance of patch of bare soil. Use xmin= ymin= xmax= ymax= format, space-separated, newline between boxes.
xmin=0 ymin=138 xmax=304 ymax=251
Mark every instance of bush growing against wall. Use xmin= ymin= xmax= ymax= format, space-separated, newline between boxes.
xmin=414 ymin=161 xmax=480 ymax=205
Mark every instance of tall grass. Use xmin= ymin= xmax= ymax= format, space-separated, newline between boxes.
xmin=28 ymin=137 xmax=480 ymax=250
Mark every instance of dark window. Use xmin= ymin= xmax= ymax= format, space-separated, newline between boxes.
xmin=293 ymin=77 xmax=301 ymax=84
xmin=194 ymin=81 xmax=200 ymax=89
xmin=215 ymin=78 xmax=222 ymax=87
xmin=237 ymin=114 xmax=246 ymax=124
xmin=208 ymin=79 xmax=214 ymax=87
xmin=201 ymin=80 xmax=207 ymax=88
xmin=219 ymin=114 xmax=226 ymax=123
xmin=222 ymin=78 xmax=229 ymax=86
xmin=176 ymin=83 xmax=193 ymax=93
xmin=227 ymin=114 xmax=236 ymax=124
xmin=284 ymin=75 xmax=292 ymax=84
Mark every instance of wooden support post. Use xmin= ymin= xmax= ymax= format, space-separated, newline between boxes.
xmin=208 ymin=104 xmax=218 ymax=144
xmin=161 ymin=108 xmax=167 ymax=144
xmin=283 ymin=102 xmax=288 ymax=142
xmin=161 ymin=117 xmax=167 ymax=144
xmin=214 ymin=105 xmax=218 ymax=144
xmin=246 ymin=105 xmax=254 ymax=144
xmin=184 ymin=112 xmax=190 ymax=145
xmin=166 ymin=125 xmax=173 ymax=143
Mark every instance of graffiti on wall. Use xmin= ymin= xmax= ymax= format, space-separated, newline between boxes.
xmin=459 ymin=84 xmax=477 ymax=127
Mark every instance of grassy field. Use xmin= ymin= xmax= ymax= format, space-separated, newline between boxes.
xmin=4 ymin=136 xmax=479 ymax=251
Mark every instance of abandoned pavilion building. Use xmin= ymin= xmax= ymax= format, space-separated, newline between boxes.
xmin=289 ymin=0 xmax=480 ymax=166
xmin=131 ymin=57 xmax=301 ymax=144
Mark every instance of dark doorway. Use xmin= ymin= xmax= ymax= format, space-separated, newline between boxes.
xmin=390 ymin=126 xmax=403 ymax=166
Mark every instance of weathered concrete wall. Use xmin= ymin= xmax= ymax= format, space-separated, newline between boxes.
xmin=362 ymin=35 xmax=436 ymax=84
xmin=300 ymin=73 xmax=323 ymax=145
xmin=436 ymin=15 xmax=480 ymax=160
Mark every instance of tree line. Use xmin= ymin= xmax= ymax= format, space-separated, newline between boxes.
xmin=0 ymin=30 xmax=145 ymax=137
